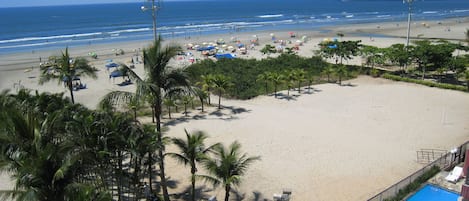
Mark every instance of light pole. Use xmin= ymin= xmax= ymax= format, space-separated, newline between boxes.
xmin=404 ymin=0 xmax=413 ymax=47
xmin=403 ymin=0 xmax=413 ymax=73
xmin=141 ymin=0 xmax=159 ymax=41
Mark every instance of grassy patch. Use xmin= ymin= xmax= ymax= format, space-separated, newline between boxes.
xmin=382 ymin=73 xmax=467 ymax=92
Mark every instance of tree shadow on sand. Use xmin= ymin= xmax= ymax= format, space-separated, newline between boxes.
xmin=275 ymin=92 xmax=297 ymax=101
xmin=339 ymin=82 xmax=357 ymax=87
xmin=231 ymin=189 xmax=266 ymax=201
xmin=170 ymin=185 xmax=213 ymax=201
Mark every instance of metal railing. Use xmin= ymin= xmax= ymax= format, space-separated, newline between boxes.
xmin=367 ymin=141 xmax=469 ymax=201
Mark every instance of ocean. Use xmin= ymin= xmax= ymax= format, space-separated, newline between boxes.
xmin=0 ymin=0 xmax=468 ymax=54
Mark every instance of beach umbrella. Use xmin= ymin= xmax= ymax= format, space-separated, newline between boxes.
xmin=202 ymin=42 xmax=208 ymax=45
xmin=222 ymin=44 xmax=227 ymax=48
xmin=227 ymin=46 xmax=234 ymax=50
xmin=270 ymin=33 xmax=275 ymax=36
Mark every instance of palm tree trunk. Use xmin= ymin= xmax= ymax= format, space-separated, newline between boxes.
xmin=297 ymin=82 xmax=301 ymax=93
xmin=218 ymin=91 xmax=222 ymax=109
xmin=207 ymin=88 xmax=211 ymax=105
xmin=200 ymin=98 xmax=204 ymax=112
xmin=422 ymin=64 xmax=426 ymax=80
xmin=155 ymin=101 xmax=170 ymax=201
xmin=67 ymin=80 xmax=75 ymax=104
xmin=167 ymin=105 xmax=171 ymax=119
xmin=184 ymin=104 xmax=188 ymax=116
xmin=224 ymin=185 xmax=231 ymax=201
xmin=264 ymin=82 xmax=268 ymax=93
xmin=148 ymin=152 xmax=153 ymax=196
xmin=274 ymin=84 xmax=278 ymax=98
xmin=191 ymin=167 xmax=196 ymax=201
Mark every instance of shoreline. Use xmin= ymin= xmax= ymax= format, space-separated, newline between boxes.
xmin=1 ymin=16 xmax=468 ymax=72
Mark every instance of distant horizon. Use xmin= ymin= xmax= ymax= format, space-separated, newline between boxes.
xmin=0 ymin=0 xmax=209 ymax=8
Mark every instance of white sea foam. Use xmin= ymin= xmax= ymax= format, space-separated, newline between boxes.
xmin=257 ymin=14 xmax=283 ymax=18
xmin=107 ymin=28 xmax=151 ymax=35
xmin=0 ymin=32 xmax=103 ymax=44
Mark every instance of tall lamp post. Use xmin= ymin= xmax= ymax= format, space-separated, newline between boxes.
xmin=404 ymin=0 xmax=413 ymax=47
xmin=403 ymin=0 xmax=413 ymax=72
xmin=141 ymin=0 xmax=159 ymax=41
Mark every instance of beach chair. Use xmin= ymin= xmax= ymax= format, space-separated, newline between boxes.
xmin=445 ymin=166 xmax=463 ymax=183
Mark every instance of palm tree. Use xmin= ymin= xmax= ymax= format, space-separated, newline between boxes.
xmin=335 ymin=65 xmax=348 ymax=85
xmin=212 ymin=74 xmax=232 ymax=109
xmin=193 ymin=87 xmax=208 ymax=112
xmin=267 ymin=72 xmax=284 ymax=98
xmin=198 ymin=74 xmax=215 ymax=105
xmin=256 ymin=72 xmax=270 ymax=94
xmin=39 ymin=48 xmax=97 ymax=104
xmin=0 ymin=91 xmax=110 ymax=201
xmin=167 ymin=130 xmax=220 ymax=201
xmin=292 ymin=69 xmax=306 ymax=93
xmin=163 ymin=97 xmax=176 ymax=119
xmin=100 ymin=36 xmax=190 ymax=201
xmin=200 ymin=141 xmax=260 ymax=201
xmin=322 ymin=65 xmax=335 ymax=83
xmin=182 ymin=95 xmax=194 ymax=117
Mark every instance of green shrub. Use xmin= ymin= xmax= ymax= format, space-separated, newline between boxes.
xmin=382 ymin=73 xmax=467 ymax=92
xmin=383 ymin=166 xmax=440 ymax=201
xmin=187 ymin=54 xmax=359 ymax=99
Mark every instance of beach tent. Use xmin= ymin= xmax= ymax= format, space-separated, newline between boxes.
xmin=109 ymin=70 xmax=124 ymax=78
xmin=215 ymin=53 xmax=236 ymax=59
xmin=197 ymin=46 xmax=215 ymax=51
xmin=105 ymin=62 xmax=119 ymax=70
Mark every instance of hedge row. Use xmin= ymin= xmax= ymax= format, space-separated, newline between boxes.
xmin=384 ymin=166 xmax=441 ymax=201
xmin=382 ymin=73 xmax=468 ymax=92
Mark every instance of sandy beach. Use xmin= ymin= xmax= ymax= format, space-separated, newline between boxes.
xmin=1 ymin=17 xmax=468 ymax=201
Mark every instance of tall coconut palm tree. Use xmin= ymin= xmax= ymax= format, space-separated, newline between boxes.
xmin=39 ymin=48 xmax=97 ymax=104
xmin=200 ymin=141 xmax=260 ymax=201
xmin=100 ymin=36 xmax=190 ymax=201
xmin=212 ymin=74 xmax=232 ymax=109
xmin=167 ymin=130 xmax=220 ymax=201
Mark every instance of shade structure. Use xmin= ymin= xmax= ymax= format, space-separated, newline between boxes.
xmin=197 ymin=46 xmax=215 ymax=51
xmin=215 ymin=53 xmax=236 ymax=59
xmin=109 ymin=70 xmax=124 ymax=78
xmin=105 ymin=62 xmax=119 ymax=69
